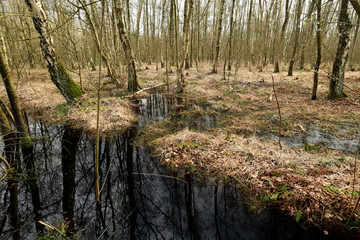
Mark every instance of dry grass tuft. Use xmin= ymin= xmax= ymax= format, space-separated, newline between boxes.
xmin=153 ymin=128 xmax=359 ymax=230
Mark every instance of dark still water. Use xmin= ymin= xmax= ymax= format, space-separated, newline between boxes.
xmin=0 ymin=93 xmax=336 ymax=239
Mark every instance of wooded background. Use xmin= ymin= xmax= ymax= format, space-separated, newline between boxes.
xmin=1 ymin=0 xmax=359 ymax=77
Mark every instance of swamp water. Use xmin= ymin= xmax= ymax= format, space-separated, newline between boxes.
xmin=0 ymin=92 xmax=344 ymax=239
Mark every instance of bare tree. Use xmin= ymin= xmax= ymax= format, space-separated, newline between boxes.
xmin=75 ymin=0 xmax=121 ymax=86
xmin=288 ymin=0 xmax=303 ymax=76
xmin=0 ymin=33 xmax=44 ymax=235
xmin=274 ymin=0 xmax=290 ymax=73
xmin=312 ymin=0 xmax=322 ymax=100
xmin=24 ymin=0 xmax=84 ymax=103
xmin=212 ymin=0 xmax=225 ymax=73
xmin=227 ymin=0 xmax=236 ymax=71
xmin=328 ymin=0 xmax=352 ymax=99
xmin=177 ymin=0 xmax=194 ymax=93
xmin=114 ymin=0 xmax=141 ymax=91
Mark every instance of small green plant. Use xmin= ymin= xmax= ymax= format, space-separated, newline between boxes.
xmin=81 ymin=100 xmax=89 ymax=107
xmin=304 ymin=143 xmax=320 ymax=153
xmin=187 ymin=164 xmax=196 ymax=173
xmin=197 ymin=99 xmax=208 ymax=105
xmin=322 ymin=184 xmax=342 ymax=195
xmin=294 ymin=210 xmax=304 ymax=222
xmin=37 ymin=220 xmax=70 ymax=240
xmin=225 ymin=132 xmax=232 ymax=141
xmin=225 ymin=88 xmax=234 ymax=95
xmin=56 ymin=103 xmax=70 ymax=116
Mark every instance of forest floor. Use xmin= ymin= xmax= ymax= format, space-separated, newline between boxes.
xmin=2 ymin=63 xmax=360 ymax=235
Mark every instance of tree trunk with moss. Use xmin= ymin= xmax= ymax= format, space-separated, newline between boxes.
xmin=0 ymin=106 xmax=20 ymax=240
xmin=328 ymin=0 xmax=352 ymax=99
xmin=24 ymin=0 xmax=83 ymax=103
xmin=0 ymin=35 xmax=44 ymax=235
xmin=114 ymin=0 xmax=141 ymax=91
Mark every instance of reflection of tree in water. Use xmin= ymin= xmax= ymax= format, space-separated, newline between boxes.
xmin=0 ymin=93 xmax=326 ymax=239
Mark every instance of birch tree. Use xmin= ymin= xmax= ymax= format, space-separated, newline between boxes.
xmin=24 ymin=0 xmax=84 ymax=103
xmin=0 ymin=33 xmax=44 ymax=236
xmin=177 ymin=0 xmax=194 ymax=93
xmin=212 ymin=0 xmax=225 ymax=73
xmin=274 ymin=0 xmax=290 ymax=73
xmin=328 ymin=0 xmax=352 ymax=99
xmin=312 ymin=0 xmax=322 ymax=100
xmin=114 ymin=0 xmax=141 ymax=91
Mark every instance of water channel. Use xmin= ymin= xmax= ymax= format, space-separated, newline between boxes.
xmin=0 ymin=92 xmax=349 ymax=239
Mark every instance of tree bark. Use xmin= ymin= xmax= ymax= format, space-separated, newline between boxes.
xmin=312 ymin=0 xmax=322 ymax=100
xmin=77 ymin=0 xmax=120 ymax=86
xmin=299 ymin=0 xmax=316 ymax=70
xmin=135 ymin=0 xmax=143 ymax=63
xmin=0 ymin=33 xmax=44 ymax=235
xmin=227 ymin=0 xmax=236 ymax=71
xmin=212 ymin=0 xmax=225 ymax=73
xmin=62 ymin=126 xmax=81 ymax=238
xmin=350 ymin=0 xmax=360 ymax=16
xmin=349 ymin=16 xmax=359 ymax=70
xmin=328 ymin=0 xmax=352 ymax=99
xmin=274 ymin=0 xmax=290 ymax=73
xmin=177 ymin=0 xmax=194 ymax=93
xmin=288 ymin=0 xmax=303 ymax=76
xmin=24 ymin=0 xmax=84 ymax=103
xmin=0 ymin=106 xmax=20 ymax=240
xmin=246 ymin=0 xmax=254 ymax=70
xmin=114 ymin=0 xmax=141 ymax=91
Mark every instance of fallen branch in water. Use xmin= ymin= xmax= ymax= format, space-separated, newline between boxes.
xmin=125 ymin=83 xmax=167 ymax=98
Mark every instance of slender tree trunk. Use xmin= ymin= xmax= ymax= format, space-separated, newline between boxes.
xmin=177 ymin=0 xmax=194 ymax=93
xmin=126 ymin=0 xmax=131 ymax=32
xmin=62 ymin=127 xmax=81 ymax=238
xmin=212 ymin=0 xmax=225 ymax=73
xmin=246 ymin=0 xmax=254 ymax=70
xmin=312 ymin=0 xmax=322 ymax=100
xmin=299 ymin=0 xmax=316 ymax=70
xmin=144 ymin=0 xmax=151 ymax=64
xmin=210 ymin=0 xmax=217 ymax=62
xmin=0 ymin=107 xmax=20 ymax=240
xmin=0 ymin=34 xmax=44 ymax=235
xmin=227 ymin=0 xmax=236 ymax=70
xmin=349 ymin=16 xmax=359 ymax=70
xmin=77 ymin=0 xmax=120 ymax=86
xmin=159 ymin=0 xmax=166 ymax=68
xmin=328 ymin=0 xmax=352 ymax=99
xmin=288 ymin=0 xmax=303 ymax=76
xmin=24 ymin=0 xmax=83 ymax=103
xmin=183 ymin=0 xmax=190 ymax=69
xmin=274 ymin=0 xmax=290 ymax=73
xmin=350 ymin=0 xmax=360 ymax=16
xmin=135 ymin=0 xmax=143 ymax=63
xmin=114 ymin=0 xmax=141 ymax=91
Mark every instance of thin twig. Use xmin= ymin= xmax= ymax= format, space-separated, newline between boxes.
xmin=317 ymin=66 xmax=360 ymax=95
xmin=125 ymin=83 xmax=166 ymax=98
xmin=352 ymin=155 xmax=358 ymax=203
xmin=272 ymin=75 xmax=282 ymax=150
xmin=132 ymin=172 xmax=188 ymax=183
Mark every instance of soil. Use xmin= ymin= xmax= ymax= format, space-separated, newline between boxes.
xmin=2 ymin=63 xmax=360 ymax=235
